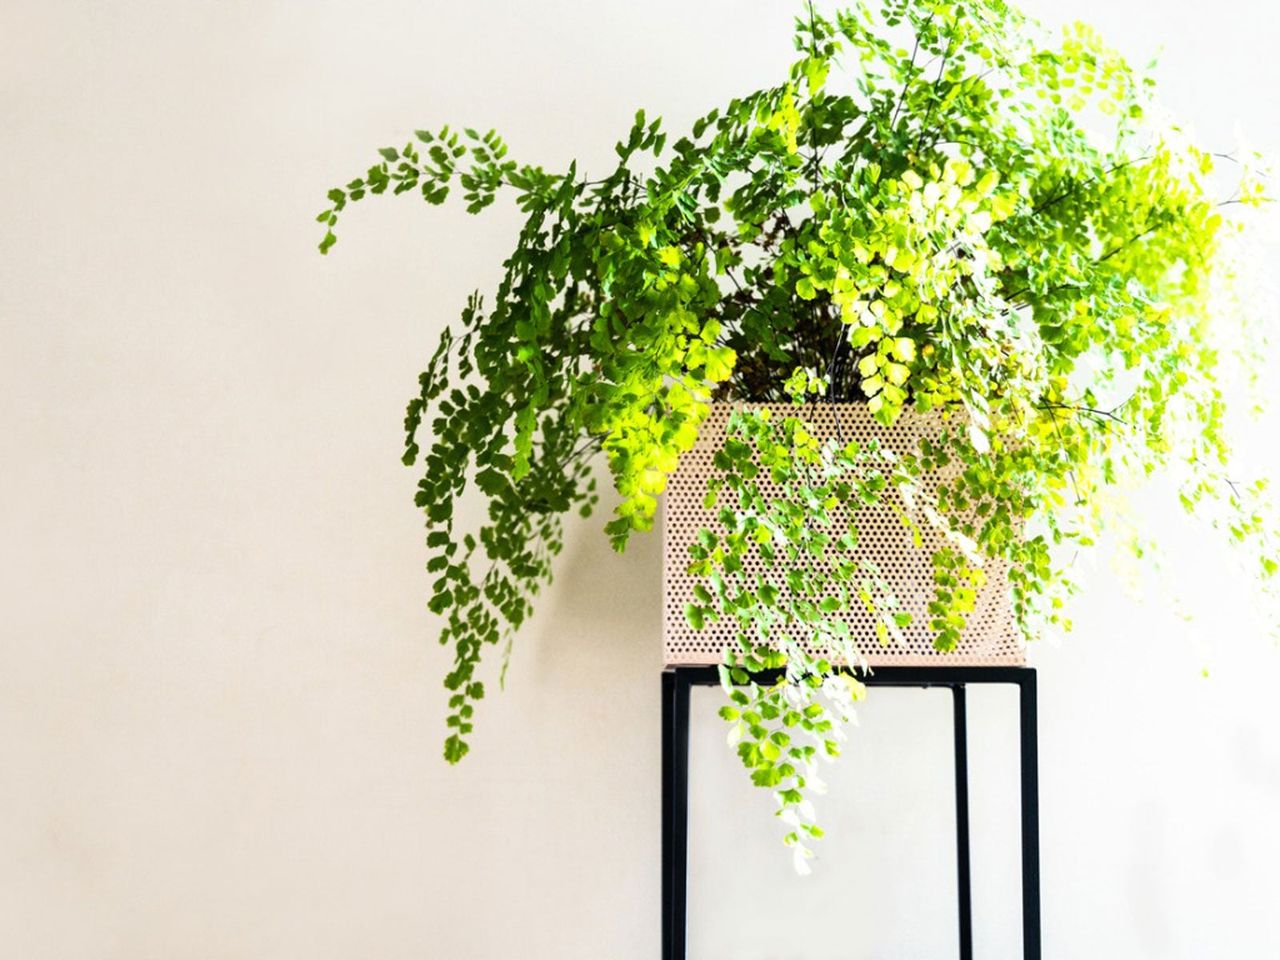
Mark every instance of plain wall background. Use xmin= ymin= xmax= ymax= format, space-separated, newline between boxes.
xmin=3 ymin=1 xmax=1279 ymax=957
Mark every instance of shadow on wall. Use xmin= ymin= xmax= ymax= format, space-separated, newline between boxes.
xmin=529 ymin=476 xmax=665 ymax=683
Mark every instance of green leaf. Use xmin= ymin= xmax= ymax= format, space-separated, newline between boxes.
xmin=684 ymin=603 xmax=705 ymax=631
xmin=444 ymin=735 xmax=469 ymax=764
xmin=703 ymin=346 xmax=736 ymax=382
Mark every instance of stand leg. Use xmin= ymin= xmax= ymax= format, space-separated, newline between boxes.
xmin=662 ymin=672 xmax=674 ymax=960
xmin=1019 ymin=671 xmax=1041 ymax=960
xmin=662 ymin=670 xmax=690 ymax=960
xmin=952 ymin=685 xmax=973 ymax=960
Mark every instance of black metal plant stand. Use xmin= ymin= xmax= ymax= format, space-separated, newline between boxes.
xmin=661 ymin=665 xmax=1040 ymax=960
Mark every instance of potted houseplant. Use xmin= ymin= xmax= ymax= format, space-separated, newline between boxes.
xmin=315 ymin=0 xmax=1275 ymax=868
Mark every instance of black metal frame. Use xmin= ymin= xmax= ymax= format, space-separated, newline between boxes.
xmin=661 ymin=665 xmax=1040 ymax=960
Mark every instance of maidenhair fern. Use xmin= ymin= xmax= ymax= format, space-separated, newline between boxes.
xmin=318 ymin=0 xmax=1275 ymax=863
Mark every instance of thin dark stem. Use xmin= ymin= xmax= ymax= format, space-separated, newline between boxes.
xmin=890 ymin=13 xmax=934 ymax=133
xmin=1098 ymin=220 xmax=1163 ymax=262
xmin=1038 ymin=401 xmax=1130 ymax=428
xmin=1028 ymin=154 xmax=1152 ymax=218
xmin=802 ymin=0 xmax=845 ymax=441
xmin=915 ymin=21 xmax=956 ymax=155
xmin=1001 ymin=218 xmax=1169 ymax=309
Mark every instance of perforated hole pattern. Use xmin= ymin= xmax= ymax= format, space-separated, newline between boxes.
xmin=661 ymin=403 xmax=1026 ymax=667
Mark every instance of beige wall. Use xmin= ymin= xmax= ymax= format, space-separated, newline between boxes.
xmin=2 ymin=1 xmax=1279 ymax=957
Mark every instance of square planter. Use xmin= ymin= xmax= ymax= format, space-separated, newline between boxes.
xmin=661 ymin=402 xmax=1026 ymax=667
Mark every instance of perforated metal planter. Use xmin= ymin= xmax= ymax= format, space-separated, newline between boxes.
xmin=661 ymin=402 xmax=1025 ymax=668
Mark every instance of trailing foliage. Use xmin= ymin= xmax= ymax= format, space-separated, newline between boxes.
xmin=319 ymin=0 xmax=1274 ymax=862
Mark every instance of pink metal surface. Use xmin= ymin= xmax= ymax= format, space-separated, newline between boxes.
xmin=661 ymin=403 xmax=1026 ymax=667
